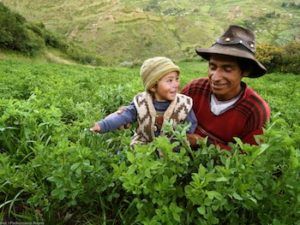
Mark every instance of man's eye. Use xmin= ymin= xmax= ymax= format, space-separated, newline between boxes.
xmin=224 ymin=67 xmax=232 ymax=72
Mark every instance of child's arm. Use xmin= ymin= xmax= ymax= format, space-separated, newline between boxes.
xmin=90 ymin=102 xmax=137 ymax=133
xmin=186 ymin=109 xmax=197 ymax=134
xmin=185 ymin=109 xmax=203 ymax=149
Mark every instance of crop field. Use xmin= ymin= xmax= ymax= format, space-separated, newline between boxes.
xmin=0 ymin=59 xmax=299 ymax=224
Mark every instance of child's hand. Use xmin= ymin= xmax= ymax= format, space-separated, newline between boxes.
xmin=90 ymin=123 xmax=101 ymax=133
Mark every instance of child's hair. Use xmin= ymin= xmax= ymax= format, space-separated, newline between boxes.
xmin=140 ymin=56 xmax=180 ymax=91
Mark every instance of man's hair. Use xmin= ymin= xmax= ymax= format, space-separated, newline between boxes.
xmin=236 ymin=57 xmax=252 ymax=74
xmin=208 ymin=53 xmax=252 ymax=74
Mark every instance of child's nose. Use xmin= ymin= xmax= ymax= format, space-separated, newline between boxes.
xmin=173 ymin=81 xmax=179 ymax=88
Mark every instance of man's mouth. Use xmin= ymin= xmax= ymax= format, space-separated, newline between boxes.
xmin=211 ymin=83 xmax=227 ymax=89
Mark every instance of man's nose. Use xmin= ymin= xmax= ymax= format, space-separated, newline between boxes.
xmin=211 ymin=68 xmax=222 ymax=81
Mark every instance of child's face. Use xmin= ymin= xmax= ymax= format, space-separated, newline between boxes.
xmin=151 ymin=71 xmax=180 ymax=101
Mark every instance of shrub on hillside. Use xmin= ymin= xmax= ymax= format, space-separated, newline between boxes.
xmin=256 ymin=44 xmax=283 ymax=73
xmin=66 ymin=45 xmax=103 ymax=66
xmin=0 ymin=3 xmax=44 ymax=55
xmin=143 ymin=0 xmax=161 ymax=12
xmin=182 ymin=45 xmax=200 ymax=60
xmin=280 ymin=41 xmax=300 ymax=74
xmin=27 ymin=22 xmax=44 ymax=37
xmin=0 ymin=3 xmax=102 ymax=65
xmin=256 ymin=42 xmax=300 ymax=74
xmin=281 ymin=1 xmax=300 ymax=9
xmin=22 ymin=29 xmax=45 ymax=55
xmin=27 ymin=22 xmax=67 ymax=51
xmin=44 ymin=31 xmax=68 ymax=51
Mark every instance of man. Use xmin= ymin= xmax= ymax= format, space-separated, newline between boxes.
xmin=182 ymin=25 xmax=271 ymax=150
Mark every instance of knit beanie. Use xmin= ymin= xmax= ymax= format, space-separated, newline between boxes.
xmin=140 ymin=56 xmax=180 ymax=90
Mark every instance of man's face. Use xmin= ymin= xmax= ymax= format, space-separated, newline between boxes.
xmin=208 ymin=54 xmax=244 ymax=101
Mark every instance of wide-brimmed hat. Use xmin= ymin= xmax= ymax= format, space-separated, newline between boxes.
xmin=196 ymin=25 xmax=266 ymax=78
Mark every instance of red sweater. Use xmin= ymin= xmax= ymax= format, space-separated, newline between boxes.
xmin=181 ymin=78 xmax=270 ymax=150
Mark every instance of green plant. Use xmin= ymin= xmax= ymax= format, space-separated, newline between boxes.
xmin=256 ymin=43 xmax=283 ymax=72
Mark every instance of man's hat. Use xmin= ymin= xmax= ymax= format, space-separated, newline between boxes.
xmin=196 ymin=25 xmax=266 ymax=78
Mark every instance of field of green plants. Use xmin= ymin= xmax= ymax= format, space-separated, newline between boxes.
xmin=0 ymin=59 xmax=299 ymax=224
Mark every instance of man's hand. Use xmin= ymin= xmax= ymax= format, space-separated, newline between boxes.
xmin=90 ymin=123 xmax=101 ymax=133
xmin=186 ymin=133 xmax=202 ymax=149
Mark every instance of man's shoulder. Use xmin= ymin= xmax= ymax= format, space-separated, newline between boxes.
xmin=239 ymin=86 xmax=271 ymax=119
xmin=186 ymin=77 xmax=208 ymax=86
xmin=244 ymin=87 xmax=269 ymax=106
xmin=182 ymin=77 xmax=210 ymax=95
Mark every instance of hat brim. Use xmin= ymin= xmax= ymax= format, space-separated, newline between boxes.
xmin=196 ymin=44 xmax=267 ymax=78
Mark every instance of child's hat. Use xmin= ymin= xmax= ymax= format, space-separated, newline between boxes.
xmin=140 ymin=56 xmax=180 ymax=90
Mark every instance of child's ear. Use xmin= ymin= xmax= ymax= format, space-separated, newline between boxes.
xmin=149 ymin=86 xmax=156 ymax=93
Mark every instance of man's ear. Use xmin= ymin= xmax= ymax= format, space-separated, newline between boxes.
xmin=242 ymin=69 xmax=251 ymax=77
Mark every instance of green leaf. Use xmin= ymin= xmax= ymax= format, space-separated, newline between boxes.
xmin=249 ymin=197 xmax=257 ymax=204
xmin=198 ymin=164 xmax=207 ymax=177
xmin=197 ymin=206 xmax=206 ymax=215
xmin=70 ymin=162 xmax=80 ymax=171
xmin=232 ymin=192 xmax=243 ymax=201
xmin=215 ymin=176 xmax=228 ymax=182
xmin=127 ymin=151 xmax=135 ymax=163
xmin=253 ymin=143 xmax=269 ymax=158
xmin=207 ymin=191 xmax=222 ymax=200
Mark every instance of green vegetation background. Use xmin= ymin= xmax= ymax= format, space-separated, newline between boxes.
xmin=0 ymin=59 xmax=299 ymax=224
xmin=0 ymin=0 xmax=300 ymax=224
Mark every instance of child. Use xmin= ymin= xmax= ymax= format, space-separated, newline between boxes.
xmin=90 ymin=56 xmax=197 ymax=146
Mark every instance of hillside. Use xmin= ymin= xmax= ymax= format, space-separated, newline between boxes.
xmin=2 ymin=0 xmax=300 ymax=64
xmin=0 ymin=2 xmax=105 ymax=65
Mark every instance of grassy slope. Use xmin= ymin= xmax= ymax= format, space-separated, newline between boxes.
xmin=2 ymin=0 xmax=300 ymax=64
xmin=0 ymin=48 xmax=77 ymax=65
